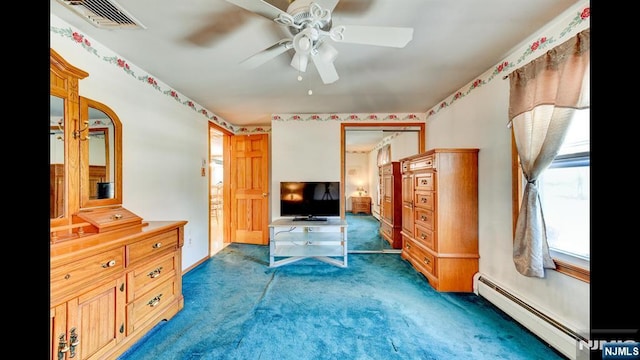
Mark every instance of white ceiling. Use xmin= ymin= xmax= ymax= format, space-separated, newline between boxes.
xmin=50 ymin=0 xmax=580 ymax=150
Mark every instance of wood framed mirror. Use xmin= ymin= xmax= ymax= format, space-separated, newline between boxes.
xmin=50 ymin=95 xmax=66 ymax=219
xmin=50 ymin=49 xmax=88 ymax=229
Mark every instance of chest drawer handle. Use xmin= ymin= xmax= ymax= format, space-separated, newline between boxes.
xmin=420 ymin=198 xmax=427 ymax=203
xmin=57 ymin=334 xmax=69 ymax=360
xmin=111 ymin=214 xmax=123 ymax=220
xmin=147 ymin=293 xmax=163 ymax=307
xmin=423 ymin=257 xmax=431 ymax=265
xmin=152 ymin=242 xmax=162 ymax=249
xmin=102 ymin=260 xmax=116 ymax=268
xmin=405 ymin=244 xmax=411 ymax=250
xmin=421 ymin=215 xmax=427 ymax=221
xmin=148 ymin=266 xmax=164 ymax=278
xmin=420 ymin=234 xmax=427 ymax=240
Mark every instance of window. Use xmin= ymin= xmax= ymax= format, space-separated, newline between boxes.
xmin=512 ymin=108 xmax=590 ymax=282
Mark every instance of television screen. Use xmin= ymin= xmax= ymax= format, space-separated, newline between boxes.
xmin=280 ymin=182 xmax=340 ymax=220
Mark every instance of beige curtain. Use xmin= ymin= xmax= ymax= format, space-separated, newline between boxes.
xmin=508 ymin=29 xmax=590 ymax=278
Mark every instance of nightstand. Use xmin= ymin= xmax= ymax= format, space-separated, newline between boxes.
xmin=351 ymin=196 xmax=372 ymax=215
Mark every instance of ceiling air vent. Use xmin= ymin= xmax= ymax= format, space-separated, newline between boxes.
xmin=56 ymin=0 xmax=146 ymax=29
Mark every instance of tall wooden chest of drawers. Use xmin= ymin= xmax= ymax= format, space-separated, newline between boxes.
xmin=399 ymin=149 xmax=479 ymax=292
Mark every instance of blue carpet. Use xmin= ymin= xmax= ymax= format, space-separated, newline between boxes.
xmin=346 ymin=213 xmax=392 ymax=251
xmin=119 ymin=242 xmax=565 ymax=359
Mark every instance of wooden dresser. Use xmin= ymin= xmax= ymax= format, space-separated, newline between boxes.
xmin=50 ymin=207 xmax=187 ymax=360
xmin=399 ymin=148 xmax=479 ymax=292
xmin=379 ymin=162 xmax=402 ymax=248
xmin=351 ymin=196 xmax=371 ymax=214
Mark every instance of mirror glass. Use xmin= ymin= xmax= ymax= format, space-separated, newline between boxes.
xmin=50 ymin=95 xmax=65 ymax=219
xmin=87 ymin=107 xmax=115 ymax=200
xmin=344 ymin=125 xmax=422 ymax=253
xmin=80 ymin=97 xmax=122 ymax=209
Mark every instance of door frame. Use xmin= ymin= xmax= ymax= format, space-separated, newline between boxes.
xmin=208 ymin=121 xmax=233 ymax=256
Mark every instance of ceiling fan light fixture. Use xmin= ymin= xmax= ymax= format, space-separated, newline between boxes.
xmin=317 ymin=42 xmax=338 ymax=63
xmin=291 ymin=52 xmax=308 ymax=72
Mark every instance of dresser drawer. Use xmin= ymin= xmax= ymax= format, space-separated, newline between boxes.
xmin=127 ymin=252 xmax=178 ymax=303
xmin=51 ymin=247 xmax=124 ymax=302
xmin=415 ymin=224 xmax=435 ymax=251
xmin=414 ymin=172 xmax=434 ymax=191
xmin=401 ymin=160 xmax=410 ymax=173
xmin=410 ymin=155 xmax=434 ymax=171
xmin=414 ymin=191 xmax=434 ymax=211
xmin=403 ymin=237 xmax=437 ymax=276
xmin=127 ymin=277 xmax=178 ymax=334
xmin=127 ymin=230 xmax=179 ymax=265
xmin=415 ymin=208 xmax=434 ymax=230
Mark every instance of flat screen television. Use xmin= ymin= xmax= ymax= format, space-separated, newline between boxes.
xmin=280 ymin=181 xmax=340 ymax=221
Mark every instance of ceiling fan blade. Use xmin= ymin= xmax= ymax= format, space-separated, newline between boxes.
xmin=224 ymin=0 xmax=287 ymax=21
xmin=310 ymin=53 xmax=339 ymax=84
xmin=332 ymin=25 xmax=414 ymax=48
xmin=314 ymin=0 xmax=340 ymax=12
xmin=240 ymin=40 xmax=292 ymax=69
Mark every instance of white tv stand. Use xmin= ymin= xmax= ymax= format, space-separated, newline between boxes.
xmin=269 ymin=218 xmax=348 ymax=268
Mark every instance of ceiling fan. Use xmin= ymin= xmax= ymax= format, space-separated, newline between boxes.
xmin=225 ymin=0 xmax=414 ymax=84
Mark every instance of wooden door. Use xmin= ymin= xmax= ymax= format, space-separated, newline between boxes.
xmin=382 ymin=170 xmax=393 ymax=223
xmin=75 ymin=276 xmax=125 ymax=360
xmin=230 ymin=134 xmax=270 ymax=245
xmin=51 ymin=276 xmax=125 ymax=360
xmin=401 ymin=172 xmax=414 ymax=236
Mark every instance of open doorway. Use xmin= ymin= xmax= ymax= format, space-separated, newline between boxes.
xmin=209 ymin=122 xmax=231 ymax=256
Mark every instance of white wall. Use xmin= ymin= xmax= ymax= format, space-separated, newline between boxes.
xmin=270 ymin=120 xmax=342 ymax=221
xmin=51 ymin=14 xmax=211 ymax=270
xmin=345 ymin=152 xmax=369 ymax=212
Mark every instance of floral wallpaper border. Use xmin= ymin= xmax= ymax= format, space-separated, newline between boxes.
xmin=272 ymin=113 xmax=424 ymax=122
xmin=50 ymin=2 xmax=589 ymax=135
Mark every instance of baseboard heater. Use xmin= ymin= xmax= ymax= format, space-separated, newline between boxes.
xmin=475 ymin=275 xmax=587 ymax=359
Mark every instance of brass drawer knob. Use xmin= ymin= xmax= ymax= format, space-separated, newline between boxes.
xmin=102 ymin=260 xmax=116 ymax=268
xmin=152 ymin=242 xmax=162 ymax=249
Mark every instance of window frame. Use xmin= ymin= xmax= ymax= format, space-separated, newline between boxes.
xmin=511 ymin=132 xmax=590 ymax=283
